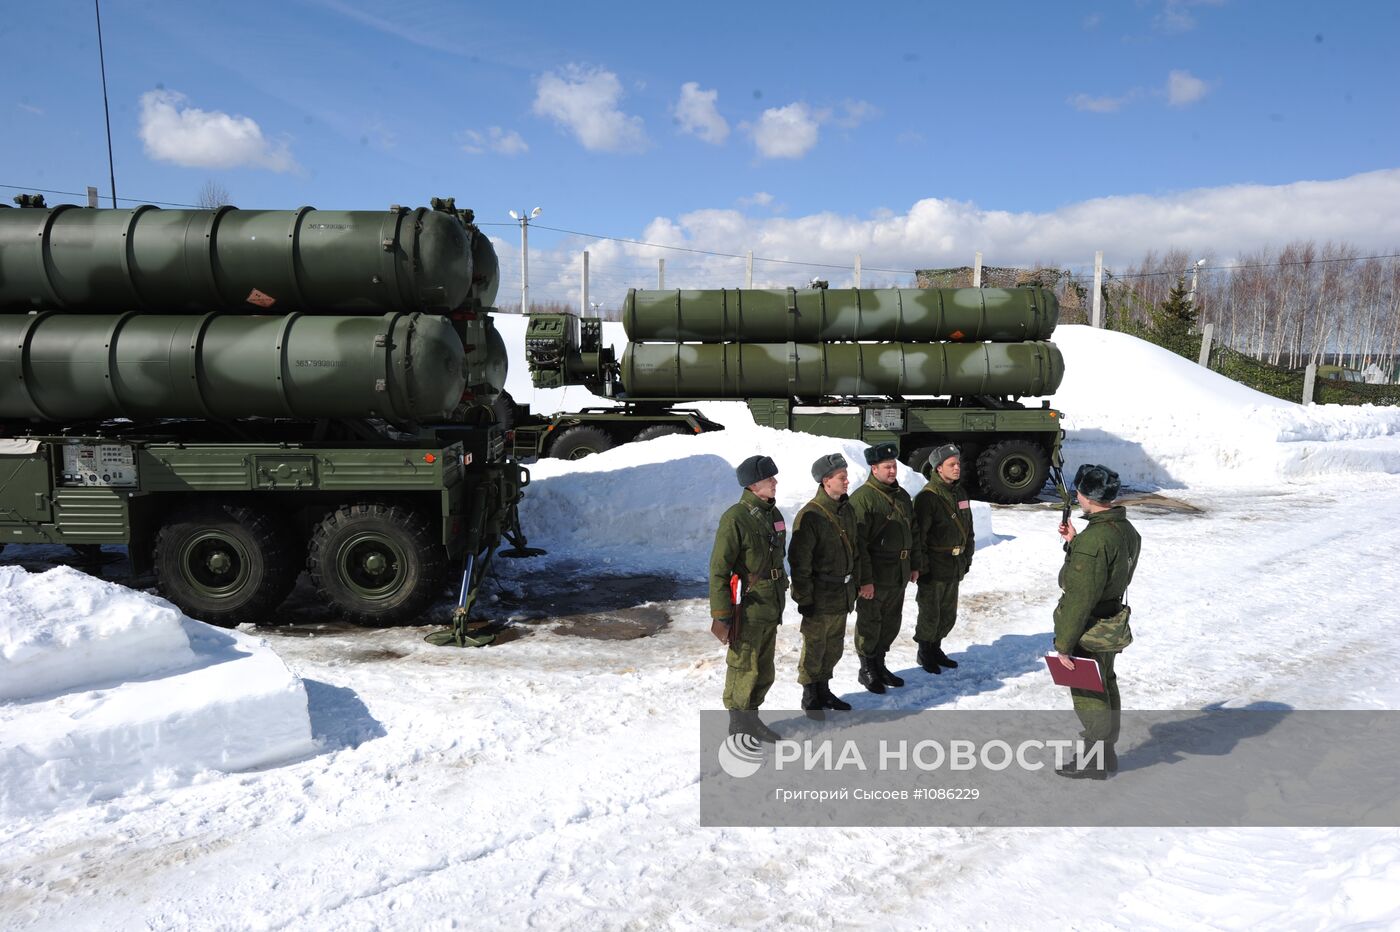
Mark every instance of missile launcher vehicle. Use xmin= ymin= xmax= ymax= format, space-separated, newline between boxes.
xmin=514 ymin=285 xmax=1066 ymax=503
xmin=0 ymin=195 xmax=532 ymax=634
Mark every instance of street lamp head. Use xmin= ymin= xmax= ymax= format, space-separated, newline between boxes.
xmin=508 ymin=209 xmax=519 ymax=220
xmin=530 ymin=207 xmax=542 ymax=219
xmin=1196 ymin=258 xmax=1206 ymax=267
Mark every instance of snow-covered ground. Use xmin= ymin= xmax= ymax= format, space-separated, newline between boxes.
xmin=4 ymin=324 xmax=1400 ymax=929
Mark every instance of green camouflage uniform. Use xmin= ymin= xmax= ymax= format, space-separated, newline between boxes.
xmin=849 ymin=473 xmax=923 ymax=659
xmin=1052 ymin=506 xmax=1142 ymax=742
xmin=709 ymin=489 xmax=789 ymax=711
xmin=788 ymin=489 xmax=858 ymax=685
xmin=913 ymin=475 xmax=975 ymax=647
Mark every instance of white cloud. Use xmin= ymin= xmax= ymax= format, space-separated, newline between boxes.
xmin=462 ymin=127 xmax=529 ymax=156
xmin=749 ymin=102 xmax=821 ymax=159
xmin=17 ymin=102 xmax=43 ymax=115
xmin=138 ymin=89 xmax=297 ymax=172
xmin=1166 ymin=70 xmax=1210 ymax=107
xmin=738 ymin=192 xmax=774 ymax=208
xmin=831 ymin=100 xmax=878 ymax=129
xmin=1069 ymin=92 xmax=1130 ymax=113
xmin=532 ymin=65 xmax=648 ymax=153
xmin=512 ymin=169 xmax=1400 ymax=298
xmin=674 ymin=82 xmax=729 ymax=144
xmin=1154 ymin=0 xmax=1225 ymax=34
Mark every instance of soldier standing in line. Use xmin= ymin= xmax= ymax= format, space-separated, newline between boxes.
xmin=848 ymin=442 xmax=923 ymax=694
xmin=1052 ymin=464 xmax=1141 ymax=780
xmin=788 ymin=453 xmax=858 ymax=717
xmin=709 ymin=454 xmax=788 ymax=742
xmin=913 ymin=443 xmax=975 ymax=675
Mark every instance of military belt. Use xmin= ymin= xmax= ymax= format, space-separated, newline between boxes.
xmin=930 ymin=545 xmax=965 ymax=556
xmin=750 ymin=568 xmax=784 ymax=583
xmin=1091 ymin=600 xmax=1124 ymax=619
xmin=816 ymin=572 xmax=854 ymax=584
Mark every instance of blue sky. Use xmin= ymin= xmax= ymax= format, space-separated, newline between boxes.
xmin=3 ymin=0 xmax=1399 ymax=305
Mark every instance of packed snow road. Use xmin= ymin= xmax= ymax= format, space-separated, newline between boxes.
xmin=6 ymin=475 xmax=1400 ymax=930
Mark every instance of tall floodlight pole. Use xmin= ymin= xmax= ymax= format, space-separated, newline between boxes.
xmin=508 ymin=207 xmax=542 ymax=313
xmin=94 ymin=0 xmax=118 ymax=207
xmin=1187 ymin=257 xmax=1206 ymax=324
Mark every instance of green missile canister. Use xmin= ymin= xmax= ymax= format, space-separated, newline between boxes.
xmin=0 ymin=312 xmax=466 ymax=422
xmin=622 ymin=287 xmax=1058 ymax=343
xmin=0 ymin=204 xmax=485 ymax=314
xmin=620 ymin=340 xmax=1064 ymax=400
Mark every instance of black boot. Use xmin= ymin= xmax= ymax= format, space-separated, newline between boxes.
xmin=730 ymin=710 xmax=782 ymax=743
xmin=821 ymin=681 xmax=852 ymax=711
xmin=1056 ymin=741 xmax=1112 ymax=780
xmin=801 ymin=683 xmax=825 ymax=720
xmin=1055 ymin=759 xmax=1109 ymax=780
xmin=934 ymin=644 xmax=958 ymax=669
xmin=876 ymin=653 xmax=905 ymax=688
xmin=917 ymin=643 xmax=942 ymax=674
xmin=857 ymin=656 xmax=886 ymax=694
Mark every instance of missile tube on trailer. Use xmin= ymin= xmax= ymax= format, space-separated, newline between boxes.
xmin=0 ymin=203 xmax=499 ymax=315
xmin=622 ymin=286 xmax=1059 ymax=344
xmin=0 ymin=312 xmax=468 ymax=422
xmin=620 ymin=341 xmax=1064 ymax=400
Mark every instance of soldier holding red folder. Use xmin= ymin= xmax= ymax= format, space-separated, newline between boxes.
xmin=1052 ymin=464 xmax=1141 ymax=780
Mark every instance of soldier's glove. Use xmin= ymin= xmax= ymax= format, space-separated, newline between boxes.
xmin=797 ymin=604 xmax=815 ymax=617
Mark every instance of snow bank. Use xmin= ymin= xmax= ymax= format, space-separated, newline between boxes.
xmin=517 ymin=422 xmax=994 ymax=577
xmin=1050 ymin=325 xmax=1400 ymax=488
xmin=500 ymin=314 xmax=1400 ymax=497
xmin=1 ymin=566 xmax=197 ymax=702
xmin=0 ymin=567 xmax=317 ymax=819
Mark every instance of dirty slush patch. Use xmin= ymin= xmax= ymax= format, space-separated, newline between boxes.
xmin=488 ymin=562 xmax=706 ymax=642
xmin=259 ymin=560 xmax=704 ymax=643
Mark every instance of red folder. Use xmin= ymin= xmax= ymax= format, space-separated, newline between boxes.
xmin=1044 ymin=654 xmax=1105 ymax=692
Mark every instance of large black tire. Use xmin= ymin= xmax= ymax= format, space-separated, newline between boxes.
xmin=154 ymin=504 xmax=299 ymax=627
xmin=976 ymin=439 xmax=1051 ymax=504
xmin=490 ymin=390 xmax=518 ymax=432
xmin=549 ymin=425 xmax=615 ymax=460
xmin=906 ymin=445 xmax=938 ymax=477
xmin=634 ymin=424 xmax=685 ymax=443
xmin=308 ymin=503 xmax=447 ymax=624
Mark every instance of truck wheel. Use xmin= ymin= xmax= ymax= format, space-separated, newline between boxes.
xmin=154 ymin=505 xmax=298 ymax=627
xmin=490 ymin=390 xmax=517 ymax=432
xmin=634 ymin=425 xmax=685 ymax=443
xmin=550 ymin=425 xmax=614 ymax=460
xmin=906 ymin=445 xmax=938 ymax=477
xmin=308 ymin=503 xmax=447 ymax=624
xmin=976 ymin=440 xmax=1050 ymax=504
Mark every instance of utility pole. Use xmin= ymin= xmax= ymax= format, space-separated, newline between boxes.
xmin=745 ymin=251 xmax=753 ymax=288
xmin=580 ymin=250 xmax=589 ymax=316
xmin=508 ymin=206 xmax=541 ymax=313
xmin=972 ymin=251 xmax=983 ymax=288
xmin=854 ymin=254 xmax=862 ymax=288
xmin=1188 ymin=258 xmax=1205 ymax=316
xmin=1092 ymin=250 xmax=1103 ymax=328
xmin=658 ymin=258 xmax=665 ymax=289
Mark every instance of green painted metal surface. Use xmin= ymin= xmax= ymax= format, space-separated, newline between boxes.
xmin=623 ymin=287 xmax=1058 ymax=343
xmin=0 ymin=312 xmax=466 ymax=421
xmin=621 ymin=340 xmax=1064 ymax=399
xmin=0 ymin=204 xmax=491 ymax=314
